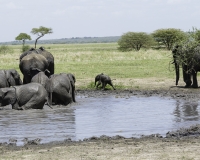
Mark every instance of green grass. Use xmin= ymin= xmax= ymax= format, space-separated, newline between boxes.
xmin=0 ymin=43 xmax=175 ymax=89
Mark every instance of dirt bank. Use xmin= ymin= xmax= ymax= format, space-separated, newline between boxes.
xmin=1 ymin=78 xmax=200 ymax=160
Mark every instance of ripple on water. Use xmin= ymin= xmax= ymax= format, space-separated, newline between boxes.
xmin=0 ymin=96 xmax=200 ymax=146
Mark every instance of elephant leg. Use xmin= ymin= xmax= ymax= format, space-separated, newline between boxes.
xmin=183 ymin=73 xmax=192 ymax=88
xmin=108 ymin=81 xmax=116 ymax=90
xmin=192 ymin=71 xmax=198 ymax=88
xmin=102 ymin=82 xmax=106 ymax=90
xmin=12 ymin=102 xmax=23 ymax=110
xmin=53 ymin=92 xmax=72 ymax=105
xmin=21 ymin=97 xmax=45 ymax=109
xmin=96 ymin=81 xmax=102 ymax=89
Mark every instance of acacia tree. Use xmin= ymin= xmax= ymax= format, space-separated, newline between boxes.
xmin=118 ymin=32 xmax=154 ymax=51
xmin=31 ymin=26 xmax=53 ymax=48
xmin=189 ymin=27 xmax=200 ymax=43
xmin=152 ymin=28 xmax=186 ymax=50
xmin=15 ymin=33 xmax=31 ymax=46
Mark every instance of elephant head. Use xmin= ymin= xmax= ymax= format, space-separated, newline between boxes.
xmin=5 ymin=69 xmax=23 ymax=86
xmin=95 ymin=73 xmax=104 ymax=86
xmin=0 ymin=87 xmax=16 ymax=107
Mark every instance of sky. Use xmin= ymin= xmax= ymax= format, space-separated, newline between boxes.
xmin=0 ymin=0 xmax=200 ymax=42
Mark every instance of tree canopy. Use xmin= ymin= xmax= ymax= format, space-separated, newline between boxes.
xmin=31 ymin=26 xmax=53 ymax=48
xmin=15 ymin=33 xmax=31 ymax=46
xmin=188 ymin=27 xmax=200 ymax=43
xmin=152 ymin=28 xmax=186 ymax=50
xmin=118 ymin=32 xmax=154 ymax=51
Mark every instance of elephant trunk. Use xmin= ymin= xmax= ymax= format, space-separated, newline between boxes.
xmin=94 ymin=77 xmax=99 ymax=86
xmin=172 ymin=46 xmax=179 ymax=86
xmin=175 ymin=62 xmax=179 ymax=86
xmin=17 ymin=78 xmax=23 ymax=85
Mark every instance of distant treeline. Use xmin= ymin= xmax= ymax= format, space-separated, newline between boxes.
xmin=0 ymin=36 xmax=121 ymax=45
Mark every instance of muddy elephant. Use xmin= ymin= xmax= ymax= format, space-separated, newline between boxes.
xmin=95 ymin=73 xmax=116 ymax=90
xmin=19 ymin=53 xmax=49 ymax=84
xmin=31 ymin=72 xmax=76 ymax=105
xmin=172 ymin=45 xmax=200 ymax=88
xmin=20 ymin=47 xmax=54 ymax=76
xmin=31 ymin=71 xmax=50 ymax=91
xmin=0 ymin=83 xmax=50 ymax=110
xmin=48 ymin=73 xmax=76 ymax=105
xmin=0 ymin=69 xmax=22 ymax=88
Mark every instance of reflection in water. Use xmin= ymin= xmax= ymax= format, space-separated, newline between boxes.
xmin=173 ymin=100 xmax=199 ymax=122
xmin=0 ymin=96 xmax=200 ymax=146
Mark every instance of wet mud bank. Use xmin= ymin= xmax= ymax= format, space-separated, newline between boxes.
xmin=77 ymin=88 xmax=200 ymax=100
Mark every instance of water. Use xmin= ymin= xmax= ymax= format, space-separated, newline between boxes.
xmin=0 ymin=95 xmax=199 ymax=146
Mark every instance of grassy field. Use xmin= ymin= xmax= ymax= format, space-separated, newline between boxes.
xmin=0 ymin=43 xmax=176 ymax=89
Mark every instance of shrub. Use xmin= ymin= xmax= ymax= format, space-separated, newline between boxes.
xmin=21 ymin=45 xmax=31 ymax=52
xmin=0 ymin=45 xmax=13 ymax=54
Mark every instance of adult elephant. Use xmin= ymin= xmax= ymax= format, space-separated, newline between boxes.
xmin=0 ymin=69 xmax=22 ymax=88
xmin=37 ymin=47 xmax=54 ymax=75
xmin=31 ymin=71 xmax=50 ymax=91
xmin=20 ymin=47 xmax=54 ymax=76
xmin=0 ymin=83 xmax=50 ymax=110
xmin=31 ymin=72 xmax=76 ymax=104
xmin=48 ymin=73 xmax=76 ymax=105
xmin=172 ymin=45 xmax=200 ymax=88
xmin=19 ymin=54 xmax=49 ymax=84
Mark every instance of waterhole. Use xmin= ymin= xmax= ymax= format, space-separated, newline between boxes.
xmin=0 ymin=95 xmax=199 ymax=146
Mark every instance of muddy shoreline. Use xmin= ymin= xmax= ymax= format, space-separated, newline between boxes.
xmin=1 ymin=88 xmax=200 ymax=151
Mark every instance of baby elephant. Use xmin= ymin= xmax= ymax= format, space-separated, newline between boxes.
xmin=95 ymin=73 xmax=116 ymax=90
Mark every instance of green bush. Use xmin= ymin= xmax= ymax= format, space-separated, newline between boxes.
xmin=0 ymin=45 xmax=13 ymax=54
xmin=21 ymin=45 xmax=31 ymax=52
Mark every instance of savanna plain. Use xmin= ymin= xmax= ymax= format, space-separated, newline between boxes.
xmin=1 ymin=43 xmax=200 ymax=160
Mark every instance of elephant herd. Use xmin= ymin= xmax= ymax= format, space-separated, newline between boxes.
xmin=0 ymin=47 xmax=76 ymax=110
xmin=0 ymin=47 xmax=116 ymax=110
xmin=2 ymin=44 xmax=200 ymax=110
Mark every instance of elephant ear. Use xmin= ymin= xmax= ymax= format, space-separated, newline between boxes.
xmin=0 ymin=88 xmax=16 ymax=106
xmin=5 ymin=71 xmax=15 ymax=87
xmin=39 ymin=46 xmax=45 ymax=51
xmin=30 ymin=68 xmax=42 ymax=78
xmin=68 ymin=75 xmax=75 ymax=88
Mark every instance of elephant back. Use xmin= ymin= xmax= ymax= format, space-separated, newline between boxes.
xmin=19 ymin=54 xmax=49 ymax=84
xmin=50 ymin=74 xmax=71 ymax=92
xmin=31 ymin=72 xmax=49 ymax=91
xmin=19 ymin=48 xmax=39 ymax=62
xmin=37 ymin=47 xmax=54 ymax=75
xmin=0 ymin=70 xmax=9 ymax=88
xmin=20 ymin=54 xmax=48 ymax=71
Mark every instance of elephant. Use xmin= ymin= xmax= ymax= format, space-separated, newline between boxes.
xmin=172 ymin=45 xmax=200 ymax=88
xmin=31 ymin=72 xmax=76 ymax=105
xmin=20 ymin=47 xmax=54 ymax=76
xmin=95 ymin=73 xmax=116 ymax=90
xmin=48 ymin=73 xmax=76 ymax=105
xmin=19 ymin=53 xmax=49 ymax=84
xmin=31 ymin=71 xmax=50 ymax=92
xmin=0 ymin=83 xmax=50 ymax=110
xmin=37 ymin=47 xmax=54 ymax=75
xmin=0 ymin=69 xmax=22 ymax=88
